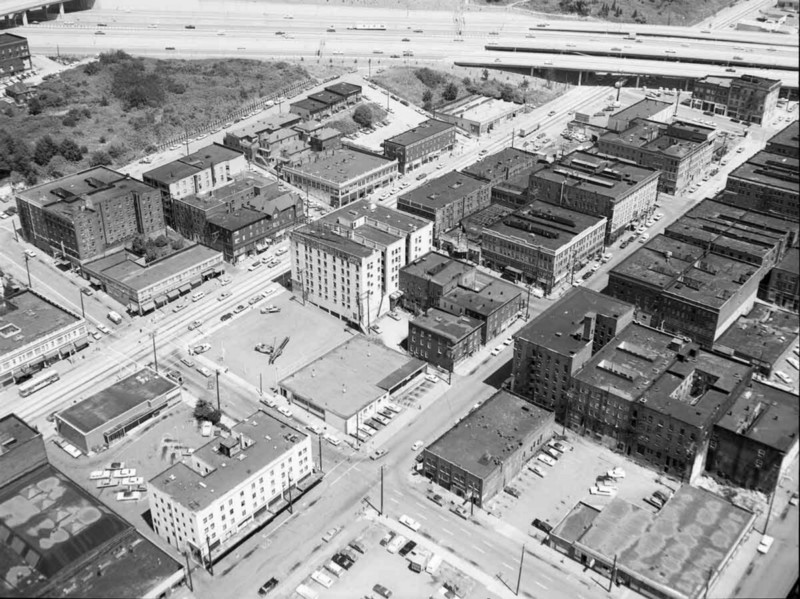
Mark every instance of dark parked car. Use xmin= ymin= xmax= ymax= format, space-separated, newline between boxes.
xmin=532 ymin=518 xmax=553 ymax=534
xmin=220 ymin=312 xmax=233 ymax=322
xmin=332 ymin=552 xmax=354 ymax=569
xmin=428 ymin=493 xmax=445 ymax=506
xmin=504 ymin=486 xmax=521 ymax=498
xmin=398 ymin=540 xmax=417 ymax=557
xmin=258 ymin=577 xmax=279 ymax=595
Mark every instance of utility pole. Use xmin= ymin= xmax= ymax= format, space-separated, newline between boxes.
xmin=287 ymin=475 xmax=294 ymax=514
xmin=79 ymin=290 xmax=86 ymax=318
xmin=183 ymin=551 xmax=194 ymax=591
xmin=763 ymin=486 xmax=777 ymax=535
xmin=515 ymin=544 xmax=525 ymax=596
xmin=259 ymin=372 xmax=263 ymax=396
xmin=205 ymin=536 xmax=214 ymax=575
xmin=150 ymin=331 xmax=158 ymax=373
xmin=609 ymin=553 xmax=617 ymax=592
xmin=318 ymin=434 xmax=323 ymax=472
xmin=380 ymin=465 xmax=384 ymax=516
xmin=23 ymin=254 xmax=32 ymax=287
xmin=525 ymin=284 xmax=531 ymax=320
xmin=215 ymin=370 xmax=221 ymax=413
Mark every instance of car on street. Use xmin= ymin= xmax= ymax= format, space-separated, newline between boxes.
xmin=220 ymin=276 xmax=232 ymax=286
xmin=193 ymin=343 xmax=211 ymax=354
xmin=188 ymin=320 xmax=202 ymax=331
xmin=311 ymin=570 xmax=333 ymax=588
xmin=90 ymin=330 xmax=102 ymax=340
xmin=757 ymin=535 xmax=774 ymax=554
xmin=412 ymin=440 xmax=424 ymax=451
xmin=532 ymin=518 xmax=553 ymax=534
xmin=24 ymin=249 xmax=36 ymax=258
xmin=180 ymin=357 xmax=195 ymax=368
xmin=233 ymin=304 xmax=247 ymax=314
xmin=218 ymin=291 xmax=232 ymax=301
xmin=401 ymin=37 xmax=410 ymax=42
xmin=324 ymin=433 xmax=341 ymax=446
xmin=172 ymin=302 xmax=187 ymax=312
xmin=388 ymin=311 xmax=401 ymax=321
xmin=399 ymin=514 xmax=421 ymax=532
xmin=450 ymin=504 xmax=469 ymax=519
xmin=196 ymin=366 xmax=212 ymax=377
xmin=249 ymin=293 xmax=265 ymax=305
xmin=306 ymin=423 xmax=323 ymax=435
xmin=81 ymin=287 xmax=93 ymax=296
xmin=428 ymin=493 xmax=445 ymax=506
xmin=255 ymin=343 xmax=273 ymax=354
xmin=548 ymin=110 xmax=556 ymax=116
xmin=257 ymin=577 xmax=279 ymax=595
xmin=371 ymin=324 xmax=382 ymax=334
xmin=370 ymin=449 xmax=388 ymax=460
xmin=248 ymin=261 xmax=261 ymax=271
xmin=97 ymin=324 xmax=111 ymax=334
xmin=322 ymin=527 xmax=340 ymax=542
xmin=261 ymin=305 xmax=280 ymax=314
xmin=278 ymin=406 xmax=292 ymax=418
xmin=373 ymin=584 xmax=393 ymax=598
xmin=490 ymin=345 xmax=503 ymax=356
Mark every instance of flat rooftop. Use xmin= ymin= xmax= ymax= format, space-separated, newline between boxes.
xmin=321 ymin=198 xmax=431 ymax=235
xmin=530 ymin=151 xmax=659 ymax=201
xmin=766 ymin=120 xmax=799 ymax=157
xmin=426 ymin=390 xmax=552 ymax=480
xmin=576 ymin=487 xmax=753 ymax=599
xmin=716 ymin=381 xmax=799 ymax=452
xmin=696 ymin=75 xmax=734 ymax=88
xmin=610 ymin=97 xmax=672 ymax=122
xmin=437 ymin=94 xmax=520 ymax=123
xmin=143 ymin=143 xmax=243 ymax=184
xmin=714 ymin=303 xmax=799 ymax=365
xmin=176 ymin=172 xmax=273 ymax=211
xmin=290 ymin=97 xmax=328 ymax=113
xmin=384 ymin=119 xmax=454 ymax=147
xmin=83 ymin=244 xmax=222 ymax=292
xmin=664 ymin=252 xmax=759 ymax=310
xmin=485 ymin=200 xmax=605 ymax=252
xmin=16 ymin=166 xmax=151 ymax=211
xmin=398 ymin=171 xmax=487 ymax=211
xmin=206 ymin=207 xmax=266 ymax=231
xmin=551 ymin=502 xmax=601 ymax=545
xmin=729 ymin=150 xmax=799 ymax=193
xmin=776 ymin=247 xmax=799 ymax=274
xmin=226 ymin=113 xmax=300 ymax=141
xmin=280 ymin=335 xmax=425 ymax=419
xmin=325 ymin=82 xmax=362 ymax=97
xmin=462 ymin=147 xmax=538 ymax=183
xmin=608 ymin=235 xmax=706 ymax=291
xmin=441 ymin=272 xmax=521 ymax=317
xmin=0 ymin=414 xmax=39 ymax=455
xmin=293 ymin=225 xmax=376 ymax=259
xmin=411 ymin=308 xmax=483 ymax=343
xmin=0 ymin=289 xmax=81 ymax=356
xmin=58 ymin=368 xmax=177 ymax=434
xmin=285 ymin=149 xmax=395 ymax=185
xmin=150 ymin=411 xmax=308 ymax=511
xmin=602 ymin=119 xmax=706 ymax=159
xmin=356 ymin=223 xmax=401 ymax=246
xmin=308 ymin=90 xmax=345 ymax=106
xmin=0 ymin=463 xmax=181 ymax=598
xmin=516 ymin=286 xmax=634 ymax=355
xmin=461 ymin=203 xmax=515 ymax=239
xmin=401 ymin=251 xmax=475 ymax=286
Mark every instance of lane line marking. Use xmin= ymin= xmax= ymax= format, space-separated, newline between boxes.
xmin=442 ymin=527 xmax=454 ymax=535
xmin=502 ymin=562 xmax=515 ymax=570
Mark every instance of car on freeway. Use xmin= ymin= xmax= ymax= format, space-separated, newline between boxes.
xmin=233 ymin=304 xmax=247 ymax=314
xmin=94 ymin=31 xmax=106 ymax=35
xmin=257 ymin=577 xmax=279 ymax=595
xmin=326 ymin=27 xmax=336 ymax=32
xmin=401 ymin=37 xmax=410 ymax=42
xmin=218 ymin=291 xmax=232 ymax=301
xmin=220 ymin=312 xmax=233 ymax=322
xmin=532 ymin=518 xmax=553 ymax=534
xmin=370 ymin=449 xmax=388 ymax=460
xmin=255 ymin=343 xmax=273 ymax=354
xmin=196 ymin=366 xmax=212 ymax=377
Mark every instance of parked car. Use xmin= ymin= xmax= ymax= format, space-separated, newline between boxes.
xmin=412 ymin=440 xmax=424 ymax=451
xmin=529 ymin=464 xmax=547 ymax=478
xmin=537 ymin=454 xmax=556 ymax=467
xmin=180 ymin=357 xmax=195 ymax=368
xmin=261 ymin=305 xmax=281 ymax=314
xmin=370 ymin=449 xmax=388 ymax=460
xmin=532 ymin=518 xmax=553 ymax=534
xmin=322 ymin=527 xmax=340 ymax=542
xmin=324 ymin=433 xmax=341 ymax=446
xmin=428 ymin=493 xmax=445 ymax=506
xmin=278 ymin=406 xmax=293 ymax=418
xmin=233 ymin=304 xmax=247 ymax=314
xmin=504 ymin=486 xmax=521 ymax=498
xmin=373 ymin=584 xmax=392 ymax=598
xmin=193 ymin=343 xmax=211 ymax=354
xmin=220 ymin=312 xmax=233 ymax=322
xmin=218 ymin=291 xmax=232 ymax=301
xmin=399 ymin=514 xmax=421 ymax=532
xmin=81 ymin=287 xmax=94 ymax=296
xmin=258 ymin=577 xmax=279 ymax=595
xmin=255 ymin=343 xmax=273 ymax=354
xmin=196 ymin=366 xmax=212 ymax=377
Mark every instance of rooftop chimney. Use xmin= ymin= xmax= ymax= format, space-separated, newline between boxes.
xmin=582 ymin=313 xmax=596 ymax=342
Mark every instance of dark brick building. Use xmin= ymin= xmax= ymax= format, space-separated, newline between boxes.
xmin=408 ymin=308 xmax=483 ymax=372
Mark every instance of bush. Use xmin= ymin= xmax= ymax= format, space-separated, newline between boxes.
xmin=59 ymin=139 xmax=84 ymax=162
xmin=442 ymin=83 xmax=458 ymax=102
xmin=89 ymin=151 xmax=112 ymax=166
xmin=171 ymin=238 xmax=185 ymax=251
xmin=27 ymin=97 xmax=42 ymax=115
xmin=154 ymin=234 xmax=170 ymax=247
xmin=84 ymin=62 xmax=100 ymax=76
xmin=107 ymin=144 xmax=127 ymax=159
xmin=415 ymin=68 xmax=446 ymax=88
xmin=99 ymin=50 xmax=131 ymax=65
xmin=131 ymin=234 xmax=146 ymax=255
xmin=111 ymin=60 xmax=166 ymax=110
xmin=194 ymin=399 xmax=222 ymax=425
xmin=352 ymin=105 xmax=373 ymax=128
xmin=34 ymin=135 xmax=60 ymax=166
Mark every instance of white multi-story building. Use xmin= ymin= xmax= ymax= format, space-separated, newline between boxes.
xmin=291 ymin=200 xmax=433 ymax=329
xmin=148 ymin=411 xmax=312 ymax=563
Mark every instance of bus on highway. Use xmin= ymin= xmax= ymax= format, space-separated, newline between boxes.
xmin=18 ymin=370 xmax=60 ymax=397
xmin=347 ymin=24 xmax=386 ymax=30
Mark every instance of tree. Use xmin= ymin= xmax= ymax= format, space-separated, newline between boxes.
xmin=89 ymin=151 xmax=112 ymax=167
xmin=352 ymin=105 xmax=373 ymax=128
xmin=131 ymin=234 xmax=146 ymax=255
xmin=422 ymin=89 xmax=433 ymax=104
xmin=28 ymin=96 xmax=42 ymax=116
xmin=442 ymin=83 xmax=458 ymax=102
xmin=171 ymin=238 xmax=185 ymax=251
xmin=154 ymin=234 xmax=170 ymax=247
xmin=59 ymin=138 xmax=83 ymax=162
xmin=193 ymin=399 xmax=221 ymax=425
xmin=145 ymin=246 xmax=159 ymax=263
xmin=34 ymin=136 xmax=59 ymax=166
xmin=482 ymin=68 xmax=489 ymax=81
xmin=46 ymin=156 xmax=70 ymax=179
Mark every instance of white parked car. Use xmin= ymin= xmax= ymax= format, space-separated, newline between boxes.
xmin=278 ymin=406 xmax=293 ymax=418
xmin=324 ymin=433 xmax=341 ymax=446
xmin=607 ymin=467 xmax=626 ymax=479
xmin=97 ymin=324 xmax=111 ymax=334
xmin=537 ymin=454 xmax=556 ymax=467
xmin=306 ymin=423 xmax=323 ymax=435
xmin=757 ymin=535 xmax=774 ymax=554
xmin=113 ymin=468 xmax=136 ymax=478
xmin=121 ymin=476 xmax=144 ymax=486
xmin=399 ymin=514 xmax=421 ymax=532
xmin=116 ymin=490 xmax=142 ymax=501
xmin=24 ymin=249 xmax=37 ymax=258
xmin=775 ymin=371 xmax=792 ymax=385
xmin=412 ymin=440 xmax=424 ymax=451
xmin=311 ymin=570 xmax=334 ymax=588
xmin=490 ymin=345 xmax=503 ymax=356
xmin=529 ymin=464 xmax=547 ymax=478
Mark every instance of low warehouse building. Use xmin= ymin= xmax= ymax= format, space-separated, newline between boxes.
xmin=422 ymin=390 xmax=553 ymax=507
xmin=55 ymin=368 xmax=180 ymax=454
xmin=279 ymin=335 xmax=426 ymax=438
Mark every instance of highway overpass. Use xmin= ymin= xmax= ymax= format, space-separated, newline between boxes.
xmin=0 ymin=0 xmax=91 ymax=25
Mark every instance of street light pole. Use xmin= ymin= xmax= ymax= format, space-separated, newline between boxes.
xmin=79 ymin=290 xmax=86 ymax=318
xmin=23 ymin=254 xmax=31 ymax=287
xmin=150 ymin=331 xmax=158 ymax=373
xmin=215 ymin=369 xmax=221 ymax=413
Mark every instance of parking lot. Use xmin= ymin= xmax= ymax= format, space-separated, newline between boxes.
xmin=290 ymin=520 xmax=488 ymax=599
xmin=485 ymin=433 xmax=679 ymax=536
xmin=202 ymin=288 xmax=353 ymax=390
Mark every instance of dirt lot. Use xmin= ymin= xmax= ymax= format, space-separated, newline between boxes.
xmin=202 ymin=286 xmax=353 ymax=391
xmin=290 ymin=519 xmax=489 ymax=599
xmin=485 ymin=432 xmax=681 ymax=536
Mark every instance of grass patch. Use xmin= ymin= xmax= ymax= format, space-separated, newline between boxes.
xmin=0 ymin=51 xmax=311 ymax=185
xmin=519 ymin=0 xmax=733 ymax=25
xmin=371 ymin=65 xmax=565 ymax=111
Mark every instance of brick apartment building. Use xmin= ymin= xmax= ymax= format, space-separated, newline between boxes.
xmin=0 ymin=33 xmax=31 ymax=78
xmin=399 ymin=251 xmax=476 ymax=313
xmin=596 ymin=119 xmax=716 ymax=194
xmin=481 ymin=200 xmax=607 ymax=293
xmin=408 ymin=308 xmax=483 ymax=372
xmin=382 ymin=119 xmax=457 ymax=174
xmin=221 ymin=114 xmax=302 ymax=161
xmin=692 ymin=74 xmax=781 ymax=125
xmin=397 ymin=171 xmax=491 ymax=236
xmin=16 ymin=167 xmax=165 ymax=263
xmin=761 ymin=248 xmax=799 ymax=312
xmin=719 ymin=149 xmax=799 ymax=222
xmin=528 ymin=151 xmax=660 ymax=244
xmin=462 ymin=147 xmax=541 ymax=207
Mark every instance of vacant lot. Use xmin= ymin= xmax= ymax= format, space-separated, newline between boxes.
xmin=372 ymin=65 xmax=565 ymax=112
xmin=0 ymin=52 xmax=311 ymax=185
xmin=520 ymin=0 xmax=733 ymax=25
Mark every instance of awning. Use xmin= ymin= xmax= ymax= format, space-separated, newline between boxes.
xmin=12 ymin=368 xmax=27 ymax=380
xmin=214 ymin=266 xmax=225 ymax=275
xmin=27 ymin=356 xmax=45 ymax=369
xmin=202 ymin=269 xmax=214 ymax=277
xmin=140 ymin=301 xmax=156 ymax=313
xmin=190 ymin=278 xmax=202 ymax=288
xmin=43 ymin=350 xmax=60 ymax=361
xmin=154 ymin=296 xmax=168 ymax=308
xmin=166 ymin=289 xmax=181 ymax=301
xmin=89 ymin=277 xmax=101 ymax=286
xmin=127 ymin=302 xmax=138 ymax=313
xmin=178 ymin=284 xmax=191 ymax=295
xmin=505 ymin=266 xmax=523 ymax=275
xmin=74 ymin=337 xmax=90 ymax=350
xmin=59 ymin=345 xmax=75 ymax=358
